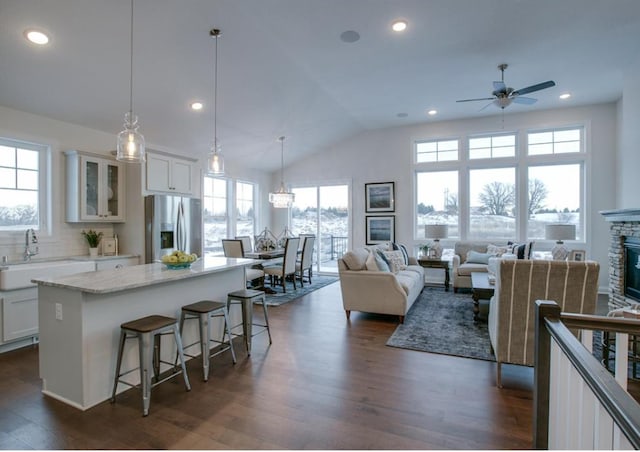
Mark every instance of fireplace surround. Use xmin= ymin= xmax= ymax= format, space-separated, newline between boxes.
xmin=601 ymin=208 xmax=640 ymax=310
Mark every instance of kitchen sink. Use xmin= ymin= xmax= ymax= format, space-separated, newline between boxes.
xmin=0 ymin=259 xmax=96 ymax=290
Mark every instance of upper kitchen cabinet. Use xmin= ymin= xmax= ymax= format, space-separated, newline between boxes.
xmin=145 ymin=151 xmax=195 ymax=195
xmin=65 ymin=150 xmax=125 ymax=223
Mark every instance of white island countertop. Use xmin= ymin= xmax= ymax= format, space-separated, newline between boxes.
xmin=31 ymin=256 xmax=256 ymax=294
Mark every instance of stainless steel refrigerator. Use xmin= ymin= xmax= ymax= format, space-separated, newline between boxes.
xmin=144 ymin=195 xmax=202 ymax=263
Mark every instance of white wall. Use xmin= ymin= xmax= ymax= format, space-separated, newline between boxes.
xmin=283 ymin=103 xmax=618 ymax=290
xmin=618 ymin=72 xmax=640 ymax=208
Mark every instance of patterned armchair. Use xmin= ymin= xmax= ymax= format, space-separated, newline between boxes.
xmin=488 ymin=259 xmax=600 ymax=387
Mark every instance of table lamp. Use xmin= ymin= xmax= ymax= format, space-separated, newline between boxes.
xmin=425 ymin=224 xmax=448 ymax=259
xmin=545 ymin=224 xmax=576 ymax=260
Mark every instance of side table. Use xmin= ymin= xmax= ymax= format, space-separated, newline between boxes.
xmin=418 ymin=258 xmax=450 ymax=291
xmin=471 ymin=272 xmax=495 ymax=321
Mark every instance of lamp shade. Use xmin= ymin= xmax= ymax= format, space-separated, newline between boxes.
xmin=545 ymin=224 xmax=576 ymax=242
xmin=425 ymin=224 xmax=448 ymax=240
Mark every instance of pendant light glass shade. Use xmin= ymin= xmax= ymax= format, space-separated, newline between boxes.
xmin=206 ymin=28 xmax=224 ymax=175
xmin=269 ymin=136 xmax=295 ymax=208
xmin=116 ymin=0 xmax=145 ymax=163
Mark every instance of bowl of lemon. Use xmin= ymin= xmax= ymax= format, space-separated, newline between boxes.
xmin=161 ymin=250 xmax=198 ymax=269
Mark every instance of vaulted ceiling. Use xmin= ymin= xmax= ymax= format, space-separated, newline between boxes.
xmin=1 ymin=0 xmax=639 ymax=171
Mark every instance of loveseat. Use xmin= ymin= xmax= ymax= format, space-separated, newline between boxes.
xmin=488 ymin=259 xmax=599 ymax=387
xmin=452 ymin=241 xmax=531 ymax=292
xmin=338 ymin=245 xmax=425 ymax=323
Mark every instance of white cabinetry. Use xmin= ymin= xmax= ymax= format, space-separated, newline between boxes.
xmin=1 ymin=287 xmax=38 ymax=343
xmin=146 ymin=152 xmax=194 ymax=195
xmin=66 ymin=150 xmax=126 ymax=222
xmin=95 ymin=256 xmax=139 ymax=270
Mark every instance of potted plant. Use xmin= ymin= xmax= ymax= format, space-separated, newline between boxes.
xmin=419 ymin=242 xmax=431 ymax=258
xmin=82 ymin=229 xmax=103 ymax=257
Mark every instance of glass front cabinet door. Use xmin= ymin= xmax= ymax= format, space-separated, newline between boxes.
xmin=65 ymin=150 xmax=126 ymax=222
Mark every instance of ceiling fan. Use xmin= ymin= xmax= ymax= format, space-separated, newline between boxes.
xmin=456 ymin=63 xmax=556 ymax=111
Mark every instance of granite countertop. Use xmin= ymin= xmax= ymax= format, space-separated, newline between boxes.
xmin=31 ymin=257 xmax=256 ymax=294
xmin=69 ymin=254 xmax=138 ymax=262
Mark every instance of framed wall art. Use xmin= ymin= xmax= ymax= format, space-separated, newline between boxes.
xmin=366 ymin=215 xmax=395 ymax=245
xmin=569 ymin=249 xmax=586 ymax=261
xmin=365 ymin=182 xmax=395 ymax=213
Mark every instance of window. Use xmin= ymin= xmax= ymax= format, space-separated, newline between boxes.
xmin=468 ymin=167 xmax=516 ymax=239
xmin=416 ymin=171 xmax=459 ymax=239
xmin=203 ymin=176 xmax=227 ymax=255
xmin=469 ymin=133 xmax=515 ymax=159
xmin=413 ymin=125 xmax=585 ymax=245
xmin=528 ymin=164 xmax=582 ymax=240
xmin=528 ymin=128 xmax=582 ymax=155
xmin=235 ymin=181 xmax=256 ymax=238
xmin=0 ymin=138 xmax=48 ymax=232
xmin=416 ymin=139 xmax=458 ymax=163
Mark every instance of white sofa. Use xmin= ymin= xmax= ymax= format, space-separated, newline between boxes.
xmin=338 ymin=245 xmax=425 ymax=323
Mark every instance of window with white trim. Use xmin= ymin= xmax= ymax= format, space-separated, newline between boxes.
xmin=0 ymin=138 xmax=49 ymax=233
xmin=203 ymin=176 xmax=228 ymax=255
xmin=235 ymin=180 xmax=256 ymax=238
xmin=416 ymin=139 xmax=459 ymax=163
xmin=469 ymin=133 xmax=516 ymax=159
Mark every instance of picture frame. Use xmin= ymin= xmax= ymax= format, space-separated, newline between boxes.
xmin=569 ymin=249 xmax=586 ymax=262
xmin=365 ymin=182 xmax=395 ymax=213
xmin=366 ymin=215 xmax=395 ymax=245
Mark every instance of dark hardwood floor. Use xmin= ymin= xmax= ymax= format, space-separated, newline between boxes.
xmin=0 ymin=282 xmax=534 ymax=449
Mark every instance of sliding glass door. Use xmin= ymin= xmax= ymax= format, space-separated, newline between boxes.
xmin=291 ymin=184 xmax=349 ymax=274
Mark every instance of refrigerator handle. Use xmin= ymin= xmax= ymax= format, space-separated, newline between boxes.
xmin=176 ymin=201 xmax=186 ymax=251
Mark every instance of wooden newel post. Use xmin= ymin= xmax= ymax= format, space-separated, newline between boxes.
xmin=534 ymin=300 xmax=561 ymax=450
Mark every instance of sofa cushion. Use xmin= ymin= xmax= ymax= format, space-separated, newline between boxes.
xmin=391 ymin=242 xmax=409 ymax=265
xmin=395 ymin=271 xmax=418 ymax=296
xmin=455 ymin=242 xmax=490 ymax=264
xmin=342 ymin=248 xmax=369 ymax=270
xmin=466 ymin=250 xmax=491 ymax=264
xmin=457 ymin=262 xmax=489 ymax=276
xmin=383 ymin=250 xmax=407 ymax=273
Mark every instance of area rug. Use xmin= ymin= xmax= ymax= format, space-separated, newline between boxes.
xmin=262 ymin=275 xmax=338 ymax=306
xmin=386 ymin=287 xmax=496 ymax=361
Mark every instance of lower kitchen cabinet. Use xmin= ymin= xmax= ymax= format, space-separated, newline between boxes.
xmin=1 ymin=287 xmax=38 ymax=343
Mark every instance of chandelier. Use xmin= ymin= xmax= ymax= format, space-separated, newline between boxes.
xmin=269 ymin=136 xmax=295 ymax=208
xmin=116 ymin=0 xmax=145 ymax=163
xmin=206 ymin=28 xmax=224 ymax=175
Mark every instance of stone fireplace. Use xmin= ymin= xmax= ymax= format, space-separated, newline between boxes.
xmin=601 ymin=208 xmax=640 ymax=310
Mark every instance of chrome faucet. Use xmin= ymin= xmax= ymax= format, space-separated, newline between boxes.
xmin=24 ymin=228 xmax=39 ymax=261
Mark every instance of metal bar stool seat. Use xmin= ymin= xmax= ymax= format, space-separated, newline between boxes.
xmin=111 ymin=314 xmax=191 ymax=416
xmin=227 ymin=289 xmax=272 ymax=356
xmin=179 ymin=300 xmax=236 ymax=382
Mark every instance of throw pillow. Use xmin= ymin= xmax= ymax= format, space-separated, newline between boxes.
xmin=365 ymin=250 xmax=390 ymax=272
xmin=507 ymin=241 xmax=534 ymax=259
xmin=466 ymin=250 xmax=491 ymax=264
xmin=391 ymin=242 xmax=410 ymax=265
xmin=487 ymin=244 xmax=509 ymax=257
xmin=383 ymin=250 xmax=407 ymax=273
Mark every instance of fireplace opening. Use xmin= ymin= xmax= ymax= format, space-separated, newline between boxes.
xmin=624 ymin=237 xmax=640 ymax=302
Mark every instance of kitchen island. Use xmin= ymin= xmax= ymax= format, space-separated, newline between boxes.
xmin=33 ymin=257 xmax=254 ymax=410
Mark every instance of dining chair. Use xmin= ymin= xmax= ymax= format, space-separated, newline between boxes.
xmin=222 ymin=239 xmax=264 ymax=289
xmin=235 ymin=236 xmax=253 ymax=256
xmin=296 ymin=235 xmax=315 ymax=287
xmin=263 ymin=237 xmax=300 ymax=293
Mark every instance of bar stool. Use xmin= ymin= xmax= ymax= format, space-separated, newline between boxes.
xmin=227 ymin=289 xmax=272 ymax=356
xmin=111 ymin=315 xmax=191 ymax=416
xmin=178 ymin=300 xmax=236 ymax=382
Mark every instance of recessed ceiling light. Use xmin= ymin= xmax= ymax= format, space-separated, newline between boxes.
xmin=559 ymin=93 xmax=571 ymax=100
xmin=397 ymin=113 xmax=408 ymax=118
xmin=340 ymin=30 xmax=360 ymax=43
xmin=24 ymin=29 xmax=49 ymax=45
xmin=190 ymin=101 xmax=204 ymax=111
xmin=427 ymin=109 xmax=438 ymax=116
xmin=392 ymin=20 xmax=408 ymax=32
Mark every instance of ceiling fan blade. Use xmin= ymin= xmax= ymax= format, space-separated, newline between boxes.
xmin=479 ymin=101 xmax=494 ymax=112
xmin=512 ymin=80 xmax=556 ymax=96
xmin=512 ymin=96 xmax=537 ymax=105
xmin=456 ymin=97 xmax=495 ymax=103
xmin=493 ymin=81 xmax=506 ymax=93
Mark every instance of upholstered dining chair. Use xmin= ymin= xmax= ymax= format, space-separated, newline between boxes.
xmin=263 ymin=237 xmax=300 ymax=293
xmin=222 ymin=239 xmax=264 ymax=289
xmin=296 ymin=235 xmax=315 ymax=287
xmin=235 ymin=236 xmax=253 ymax=256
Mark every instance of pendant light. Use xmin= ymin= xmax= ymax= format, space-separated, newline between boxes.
xmin=207 ymin=28 xmax=224 ymax=175
xmin=116 ymin=0 xmax=145 ymax=163
xmin=269 ymin=136 xmax=295 ymax=208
